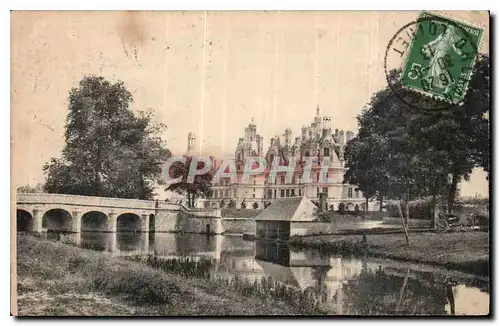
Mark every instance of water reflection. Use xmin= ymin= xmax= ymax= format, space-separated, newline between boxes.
xmin=42 ymin=232 xmax=490 ymax=315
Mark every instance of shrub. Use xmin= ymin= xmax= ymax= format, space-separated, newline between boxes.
xmin=386 ymin=197 xmax=435 ymax=220
xmin=338 ymin=202 xmax=346 ymax=214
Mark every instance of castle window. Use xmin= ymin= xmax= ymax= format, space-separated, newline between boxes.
xmin=225 ymin=190 xmax=229 ymax=198
xmin=291 ymin=189 xmax=295 ymax=197
xmin=253 ymin=194 xmax=256 ymax=199
xmin=253 ymin=180 xmax=256 ymax=185
xmin=280 ymin=189 xmax=285 ymax=198
xmin=299 ymin=188 xmax=302 ymax=196
xmin=286 ymin=189 xmax=290 ymax=197
xmin=348 ymin=188 xmax=353 ymax=198
xmin=268 ymin=190 xmax=272 ymax=199
xmin=317 ymin=187 xmax=320 ymax=197
xmin=317 ymin=173 xmax=320 ymax=183
xmin=324 ymin=148 xmax=330 ymax=156
xmin=214 ymin=191 xmax=218 ymax=199
xmin=323 ymin=187 xmax=329 ymax=197
xmin=274 ymin=189 xmax=277 ymax=199
xmin=233 ymin=189 xmax=237 ymax=197
xmin=237 ymin=153 xmax=242 ymax=161
xmin=280 ymin=176 xmax=285 ymax=185
xmin=355 ymin=189 xmax=360 ymax=198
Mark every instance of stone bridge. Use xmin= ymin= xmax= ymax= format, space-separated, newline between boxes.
xmin=15 ymin=193 xmax=223 ymax=234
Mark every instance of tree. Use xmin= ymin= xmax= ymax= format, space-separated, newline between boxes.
xmin=344 ymin=55 xmax=489 ymax=213
xmin=253 ymin=202 xmax=259 ymax=209
xmin=241 ymin=199 xmax=247 ymax=209
xmin=43 ymin=76 xmax=170 ymax=199
xmin=165 ymin=157 xmax=213 ymax=208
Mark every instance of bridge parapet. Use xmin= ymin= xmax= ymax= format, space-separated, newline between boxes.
xmin=16 ymin=193 xmax=158 ymax=210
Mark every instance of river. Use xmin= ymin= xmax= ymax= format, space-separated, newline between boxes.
xmin=44 ymin=232 xmax=490 ymax=316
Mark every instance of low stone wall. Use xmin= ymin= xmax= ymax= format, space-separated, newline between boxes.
xmin=178 ymin=208 xmax=222 ymax=234
xmin=291 ymin=222 xmax=345 ymax=236
xmin=221 ymin=209 xmax=262 ymax=219
xmin=290 ymin=220 xmax=392 ymax=236
xmin=154 ymin=209 xmax=181 ymax=232
xmin=154 ymin=206 xmax=223 ymax=234
xmin=382 ymin=217 xmax=432 ymax=228
xmin=221 ymin=218 xmax=255 ymax=234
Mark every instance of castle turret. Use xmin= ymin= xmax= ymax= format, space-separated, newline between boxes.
xmin=187 ymin=132 xmax=196 ymax=155
xmin=284 ymin=128 xmax=292 ymax=147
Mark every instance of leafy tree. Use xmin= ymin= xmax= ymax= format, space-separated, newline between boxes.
xmin=344 ymin=55 xmax=489 ymax=213
xmin=43 ymin=76 xmax=170 ymax=199
xmin=165 ymin=157 xmax=213 ymax=208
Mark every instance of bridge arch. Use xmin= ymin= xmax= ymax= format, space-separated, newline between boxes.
xmin=42 ymin=208 xmax=73 ymax=232
xmin=17 ymin=209 xmax=34 ymax=232
xmin=117 ymin=213 xmax=142 ymax=232
xmin=81 ymin=211 xmax=109 ymax=232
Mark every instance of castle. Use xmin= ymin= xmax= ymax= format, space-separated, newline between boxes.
xmin=187 ymin=106 xmax=364 ymax=210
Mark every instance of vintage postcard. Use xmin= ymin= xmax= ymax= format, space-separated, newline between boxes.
xmin=11 ymin=10 xmax=490 ymax=316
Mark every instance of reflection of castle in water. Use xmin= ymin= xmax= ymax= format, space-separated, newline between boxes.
xmin=254 ymin=240 xmax=368 ymax=313
xmin=56 ymin=232 xmax=489 ymax=315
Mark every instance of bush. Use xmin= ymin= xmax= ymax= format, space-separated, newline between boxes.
xmin=338 ymin=202 xmax=346 ymax=214
xmin=253 ymin=202 xmax=259 ymax=209
xmin=386 ymin=197 xmax=435 ymax=220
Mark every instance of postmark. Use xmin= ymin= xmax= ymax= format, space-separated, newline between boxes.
xmin=384 ymin=11 xmax=484 ymax=111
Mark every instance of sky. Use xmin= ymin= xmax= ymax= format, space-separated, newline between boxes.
xmin=11 ymin=11 xmax=490 ymax=197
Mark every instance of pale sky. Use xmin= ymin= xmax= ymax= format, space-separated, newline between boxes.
xmin=11 ymin=11 xmax=490 ymax=196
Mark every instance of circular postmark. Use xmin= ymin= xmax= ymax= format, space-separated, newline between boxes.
xmin=384 ymin=12 xmax=483 ymax=112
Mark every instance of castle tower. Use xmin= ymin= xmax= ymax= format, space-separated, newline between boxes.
xmin=314 ymin=105 xmax=322 ymax=138
xmin=284 ymin=128 xmax=292 ymax=147
xmin=314 ymin=105 xmax=322 ymax=124
xmin=187 ymin=132 xmax=196 ymax=155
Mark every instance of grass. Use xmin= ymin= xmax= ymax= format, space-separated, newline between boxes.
xmin=15 ymin=234 xmax=318 ymax=316
xmin=289 ymin=231 xmax=489 ymax=276
xmin=130 ymin=255 xmax=326 ymax=314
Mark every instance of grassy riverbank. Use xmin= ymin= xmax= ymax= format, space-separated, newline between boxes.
xmin=289 ymin=231 xmax=489 ymax=276
xmin=15 ymin=234 xmax=313 ymax=316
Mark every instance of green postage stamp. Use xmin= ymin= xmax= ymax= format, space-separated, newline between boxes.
xmin=401 ymin=11 xmax=484 ymax=104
